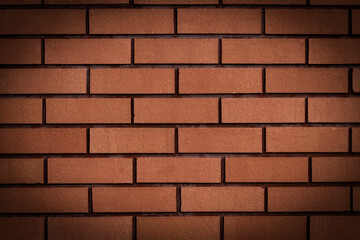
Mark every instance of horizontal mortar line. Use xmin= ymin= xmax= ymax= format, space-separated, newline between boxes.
xmin=0 ymin=183 xmax=360 ymax=187
xmin=1 ymin=64 xmax=360 ymax=68
xmin=0 ymin=123 xmax=359 ymax=128
xmin=0 ymin=153 xmax=360 ymax=158
xmin=1 ymin=5 xmax=360 ymax=9
xmin=0 ymin=212 xmax=359 ymax=217
xmin=0 ymin=94 xmax=359 ymax=98
xmin=0 ymin=34 xmax=360 ymax=39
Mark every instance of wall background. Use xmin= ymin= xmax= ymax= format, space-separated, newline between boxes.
xmin=0 ymin=0 xmax=360 ymax=239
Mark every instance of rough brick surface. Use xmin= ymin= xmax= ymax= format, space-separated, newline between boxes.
xmin=135 ymin=0 xmax=218 ymax=4
xmin=353 ymin=10 xmax=360 ymax=34
xmin=0 ymin=158 xmax=43 ymax=184
xmin=353 ymin=128 xmax=360 ymax=152
xmin=354 ymin=69 xmax=360 ymax=93
xmin=0 ymin=98 xmax=42 ymax=124
xmin=354 ymin=188 xmax=360 ymax=211
xmin=224 ymin=0 xmax=305 ymax=4
xmin=0 ymin=39 xmax=41 ymax=64
xmin=0 ymin=217 xmax=44 ymax=240
xmin=46 ymin=0 xmax=128 ymax=4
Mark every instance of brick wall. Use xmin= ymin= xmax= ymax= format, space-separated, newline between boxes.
xmin=0 ymin=0 xmax=360 ymax=239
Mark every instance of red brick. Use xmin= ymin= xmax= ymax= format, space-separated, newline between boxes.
xmin=311 ymin=0 xmax=360 ymax=5
xmin=90 ymin=68 xmax=174 ymax=94
xmin=354 ymin=69 xmax=360 ymax=93
xmin=0 ymin=69 xmax=87 ymax=94
xmin=353 ymin=10 xmax=360 ymax=34
xmin=224 ymin=216 xmax=306 ymax=240
xmin=224 ymin=0 xmax=305 ymax=4
xmin=135 ymin=0 xmax=218 ymax=4
xmin=182 ymin=187 xmax=264 ymax=212
xmin=179 ymin=68 xmax=262 ymax=94
xmin=178 ymin=128 xmax=262 ymax=153
xmin=135 ymin=39 xmax=218 ymax=64
xmin=46 ymin=0 xmax=128 ymax=3
xmin=309 ymin=39 xmax=360 ymax=64
xmin=0 ymin=217 xmax=44 ymax=240
xmin=353 ymin=128 xmax=360 ymax=152
xmin=178 ymin=9 xmax=261 ymax=34
xmin=354 ymin=187 xmax=360 ymax=211
xmin=47 ymin=98 xmax=131 ymax=124
xmin=266 ymin=127 xmax=348 ymax=152
xmin=137 ymin=217 xmax=220 ymax=240
xmin=268 ymin=187 xmax=350 ymax=212
xmin=222 ymin=98 xmax=305 ymax=123
xmin=0 ymin=128 xmax=87 ymax=154
xmin=48 ymin=217 xmax=132 ymax=240
xmin=312 ymin=157 xmax=360 ymax=182
xmin=90 ymin=9 xmax=173 ymax=34
xmin=0 ymin=99 xmax=42 ymax=124
xmin=222 ymin=39 xmax=305 ymax=64
xmin=311 ymin=216 xmax=360 ymax=240
xmin=266 ymin=9 xmax=347 ymax=34
xmin=0 ymin=0 xmax=40 ymax=4
xmin=137 ymin=157 xmax=221 ymax=183
xmin=45 ymin=39 xmax=131 ymax=64
xmin=266 ymin=68 xmax=348 ymax=93
xmin=0 ymin=158 xmax=43 ymax=184
xmin=0 ymin=188 xmax=88 ymax=213
xmin=226 ymin=157 xmax=308 ymax=182
xmin=93 ymin=187 xmax=176 ymax=212
xmin=134 ymin=98 xmax=218 ymax=123
xmin=48 ymin=158 xmax=132 ymax=184
xmin=309 ymin=98 xmax=360 ymax=123
xmin=0 ymin=10 xmax=85 ymax=34
xmin=90 ymin=128 xmax=174 ymax=153
xmin=0 ymin=39 xmax=41 ymax=64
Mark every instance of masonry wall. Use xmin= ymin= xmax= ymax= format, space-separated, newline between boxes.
xmin=0 ymin=0 xmax=360 ymax=239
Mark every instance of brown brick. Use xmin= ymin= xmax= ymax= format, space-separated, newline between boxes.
xmin=0 ymin=158 xmax=43 ymax=184
xmin=309 ymin=39 xmax=360 ymax=64
xmin=137 ymin=157 xmax=221 ymax=183
xmin=224 ymin=0 xmax=305 ymax=4
xmin=311 ymin=0 xmax=360 ymax=5
xmin=0 ymin=69 xmax=87 ymax=94
xmin=134 ymin=39 xmax=218 ymax=64
xmin=0 ymin=39 xmax=41 ymax=64
xmin=354 ymin=188 xmax=360 ymax=211
xmin=224 ymin=216 xmax=306 ymax=240
xmin=353 ymin=10 xmax=360 ymax=34
xmin=0 ymin=0 xmax=40 ymax=4
xmin=45 ymin=39 xmax=131 ymax=64
xmin=134 ymin=98 xmax=218 ymax=123
xmin=46 ymin=0 xmax=128 ymax=4
xmin=48 ymin=217 xmax=132 ymax=240
xmin=311 ymin=216 xmax=360 ymax=240
xmin=0 ymin=99 xmax=42 ymax=124
xmin=353 ymin=128 xmax=360 ymax=152
xmin=93 ymin=187 xmax=176 ymax=212
xmin=90 ymin=68 xmax=174 ymax=94
xmin=268 ymin=187 xmax=350 ymax=212
xmin=178 ymin=128 xmax=262 ymax=153
xmin=47 ymin=98 xmax=131 ymax=124
xmin=90 ymin=9 xmax=173 ymax=34
xmin=266 ymin=127 xmax=348 ymax=152
xmin=135 ymin=0 xmax=218 ymax=4
xmin=266 ymin=68 xmax=348 ymax=93
xmin=0 ymin=217 xmax=44 ymax=240
xmin=48 ymin=158 xmax=132 ymax=184
xmin=312 ymin=157 xmax=360 ymax=182
xmin=0 ymin=188 xmax=88 ymax=213
xmin=354 ymin=69 xmax=360 ymax=93
xmin=226 ymin=157 xmax=308 ymax=182
xmin=182 ymin=187 xmax=264 ymax=212
xmin=0 ymin=128 xmax=87 ymax=154
xmin=222 ymin=98 xmax=305 ymax=123
xmin=90 ymin=128 xmax=174 ymax=153
xmin=266 ymin=9 xmax=347 ymax=34
xmin=222 ymin=39 xmax=305 ymax=64
xmin=178 ymin=9 xmax=261 ymax=34
xmin=309 ymin=98 xmax=360 ymax=123
xmin=0 ymin=10 xmax=85 ymax=34
xmin=179 ymin=68 xmax=262 ymax=94
xmin=138 ymin=217 xmax=220 ymax=240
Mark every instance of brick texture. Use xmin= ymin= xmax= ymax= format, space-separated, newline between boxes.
xmin=0 ymin=1 xmax=358 ymax=239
